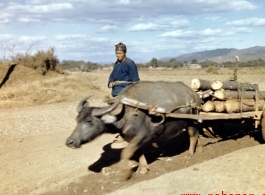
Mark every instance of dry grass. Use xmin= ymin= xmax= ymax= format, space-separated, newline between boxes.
xmin=0 ymin=62 xmax=264 ymax=109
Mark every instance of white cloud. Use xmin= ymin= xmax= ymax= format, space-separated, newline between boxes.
xmin=0 ymin=34 xmax=48 ymax=57
xmin=228 ymin=0 xmax=258 ymax=10
xmin=54 ymin=34 xmax=88 ymax=41
xmin=0 ymin=0 xmax=259 ymax=25
xmin=193 ymin=44 xmax=219 ymax=51
xmin=159 ymin=30 xmax=192 ymax=38
xmin=30 ymin=3 xmax=73 ymax=13
xmin=0 ymin=18 xmax=9 ymax=24
xmin=226 ymin=17 xmax=265 ymax=27
xmin=200 ymin=28 xmax=222 ymax=36
xmin=159 ymin=28 xmax=222 ymax=38
xmin=6 ymin=2 xmax=73 ymax=13
xmin=17 ymin=18 xmax=41 ymax=24
xmin=0 ymin=34 xmax=16 ymax=42
xmin=53 ymin=34 xmax=110 ymax=49
xmin=98 ymin=25 xmax=118 ymax=33
xmin=90 ymin=37 xmax=110 ymax=43
xmin=2 ymin=35 xmax=34 ymax=50
xmin=128 ymin=23 xmax=159 ymax=31
xmin=119 ymin=0 xmax=130 ymax=4
xmin=0 ymin=13 xmax=12 ymax=24
xmin=0 ymin=12 xmax=11 ymax=19
xmin=18 ymin=36 xmax=46 ymax=43
xmin=196 ymin=0 xmax=258 ymax=11
xmin=225 ymin=27 xmax=253 ymax=35
xmin=204 ymin=16 xmax=222 ymax=21
xmin=0 ymin=1 xmax=264 ymax=62
xmin=128 ymin=17 xmax=189 ymax=31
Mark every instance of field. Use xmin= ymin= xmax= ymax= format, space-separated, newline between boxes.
xmin=0 ymin=63 xmax=265 ymax=195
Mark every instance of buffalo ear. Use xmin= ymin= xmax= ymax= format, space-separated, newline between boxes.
xmin=101 ymin=114 xmax=117 ymax=124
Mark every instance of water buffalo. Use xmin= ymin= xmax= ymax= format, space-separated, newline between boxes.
xmin=66 ymin=81 xmax=202 ymax=180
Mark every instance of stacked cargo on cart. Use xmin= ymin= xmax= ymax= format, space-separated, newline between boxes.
xmin=191 ymin=77 xmax=265 ymax=131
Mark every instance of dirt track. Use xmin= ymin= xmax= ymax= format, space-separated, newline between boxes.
xmin=0 ymin=64 xmax=265 ymax=194
xmin=1 ymin=101 xmax=263 ymax=195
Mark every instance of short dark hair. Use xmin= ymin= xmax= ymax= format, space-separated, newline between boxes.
xmin=115 ymin=42 xmax=127 ymax=53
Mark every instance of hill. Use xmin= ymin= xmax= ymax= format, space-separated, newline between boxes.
xmin=168 ymin=46 xmax=265 ymax=63
xmin=0 ymin=63 xmax=108 ymax=109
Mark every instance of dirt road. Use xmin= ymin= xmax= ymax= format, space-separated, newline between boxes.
xmin=1 ymin=100 xmax=263 ymax=195
xmin=1 ymin=65 xmax=264 ymax=194
xmin=0 ymin=101 xmax=115 ymax=194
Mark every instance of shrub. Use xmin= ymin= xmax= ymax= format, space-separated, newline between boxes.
xmin=11 ymin=46 xmax=62 ymax=75
xmin=206 ymin=66 xmax=220 ymax=75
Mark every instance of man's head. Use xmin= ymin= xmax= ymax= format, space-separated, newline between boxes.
xmin=115 ymin=42 xmax=127 ymax=62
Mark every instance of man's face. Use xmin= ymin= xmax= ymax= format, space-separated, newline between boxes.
xmin=115 ymin=50 xmax=126 ymax=62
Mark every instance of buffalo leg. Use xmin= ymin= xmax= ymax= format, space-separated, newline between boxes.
xmin=185 ymin=126 xmax=202 ymax=159
xmin=119 ymin=136 xmax=147 ymax=180
xmin=261 ymin=110 xmax=265 ymax=142
xmin=136 ymin=151 xmax=149 ymax=174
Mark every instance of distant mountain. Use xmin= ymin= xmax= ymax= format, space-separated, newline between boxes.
xmin=96 ymin=58 xmax=147 ymax=65
xmin=168 ymin=46 xmax=265 ymax=63
xmin=133 ymin=58 xmax=148 ymax=64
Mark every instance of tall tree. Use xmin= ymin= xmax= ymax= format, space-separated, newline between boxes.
xmin=150 ymin=58 xmax=158 ymax=67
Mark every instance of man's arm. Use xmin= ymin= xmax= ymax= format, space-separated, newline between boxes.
xmin=108 ymin=68 xmax=115 ymax=88
xmin=128 ymin=60 xmax=140 ymax=82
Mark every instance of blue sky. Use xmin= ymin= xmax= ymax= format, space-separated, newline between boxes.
xmin=0 ymin=0 xmax=264 ymax=64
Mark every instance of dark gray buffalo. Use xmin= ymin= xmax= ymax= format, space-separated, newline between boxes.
xmin=66 ymin=81 xmax=202 ymax=180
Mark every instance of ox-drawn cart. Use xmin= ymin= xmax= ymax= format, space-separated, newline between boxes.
xmin=118 ymin=93 xmax=265 ymax=141
xmin=66 ymin=64 xmax=265 ymax=180
xmin=116 ymin=68 xmax=265 ymax=141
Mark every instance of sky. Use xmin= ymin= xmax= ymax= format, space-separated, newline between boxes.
xmin=0 ymin=0 xmax=265 ymax=64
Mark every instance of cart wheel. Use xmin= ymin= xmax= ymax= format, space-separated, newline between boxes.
xmin=261 ymin=110 xmax=265 ymax=142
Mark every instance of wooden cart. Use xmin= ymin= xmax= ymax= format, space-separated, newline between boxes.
xmin=117 ymin=57 xmax=265 ymax=140
xmin=119 ymin=87 xmax=265 ymax=141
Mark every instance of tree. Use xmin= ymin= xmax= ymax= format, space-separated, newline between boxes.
xmin=191 ymin=59 xmax=197 ymax=64
xmin=169 ymin=58 xmax=177 ymax=62
xmin=150 ymin=58 xmax=158 ymax=67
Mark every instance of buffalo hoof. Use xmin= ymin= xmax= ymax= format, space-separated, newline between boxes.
xmin=119 ymin=160 xmax=133 ymax=180
xmin=111 ymin=141 xmax=129 ymax=149
xmin=197 ymin=145 xmax=204 ymax=153
xmin=119 ymin=169 xmax=133 ymax=181
xmin=136 ymin=165 xmax=149 ymax=174
xmin=184 ymin=153 xmax=193 ymax=160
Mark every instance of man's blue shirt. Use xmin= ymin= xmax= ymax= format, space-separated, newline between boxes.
xmin=108 ymin=57 xmax=140 ymax=97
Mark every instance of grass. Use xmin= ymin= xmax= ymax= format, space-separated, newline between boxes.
xmin=0 ymin=63 xmax=264 ymax=109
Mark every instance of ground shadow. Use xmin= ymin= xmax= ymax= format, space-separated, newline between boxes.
xmin=88 ymin=132 xmax=190 ymax=173
xmin=204 ymin=119 xmax=264 ymax=147
xmin=89 ymin=119 xmax=264 ymax=173
xmin=0 ymin=64 xmax=17 ymax=89
xmin=44 ymin=121 xmax=263 ymax=195
xmin=221 ymin=119 xmax=264 ymax=144
xmin=144 ymin=132 xmax=190 ymax=164
xmin=88 ymin=143 xmax=122 ymax=172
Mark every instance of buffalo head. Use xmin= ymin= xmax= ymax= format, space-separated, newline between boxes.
xmin=66 ymin=95 xmax=121 ymax=148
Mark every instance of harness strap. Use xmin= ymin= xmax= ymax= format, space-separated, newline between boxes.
xmin=114 ymin=81 xmax=135 ymax=85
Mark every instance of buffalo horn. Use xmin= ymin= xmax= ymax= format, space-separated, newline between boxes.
xmin=92 ymin=97 xmax=121 ymax=117
xmin=77 ymin=94 xmax=94 ymax=113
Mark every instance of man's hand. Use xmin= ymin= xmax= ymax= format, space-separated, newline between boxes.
xmin=109 ymin=82 xmax=115 ymax=88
